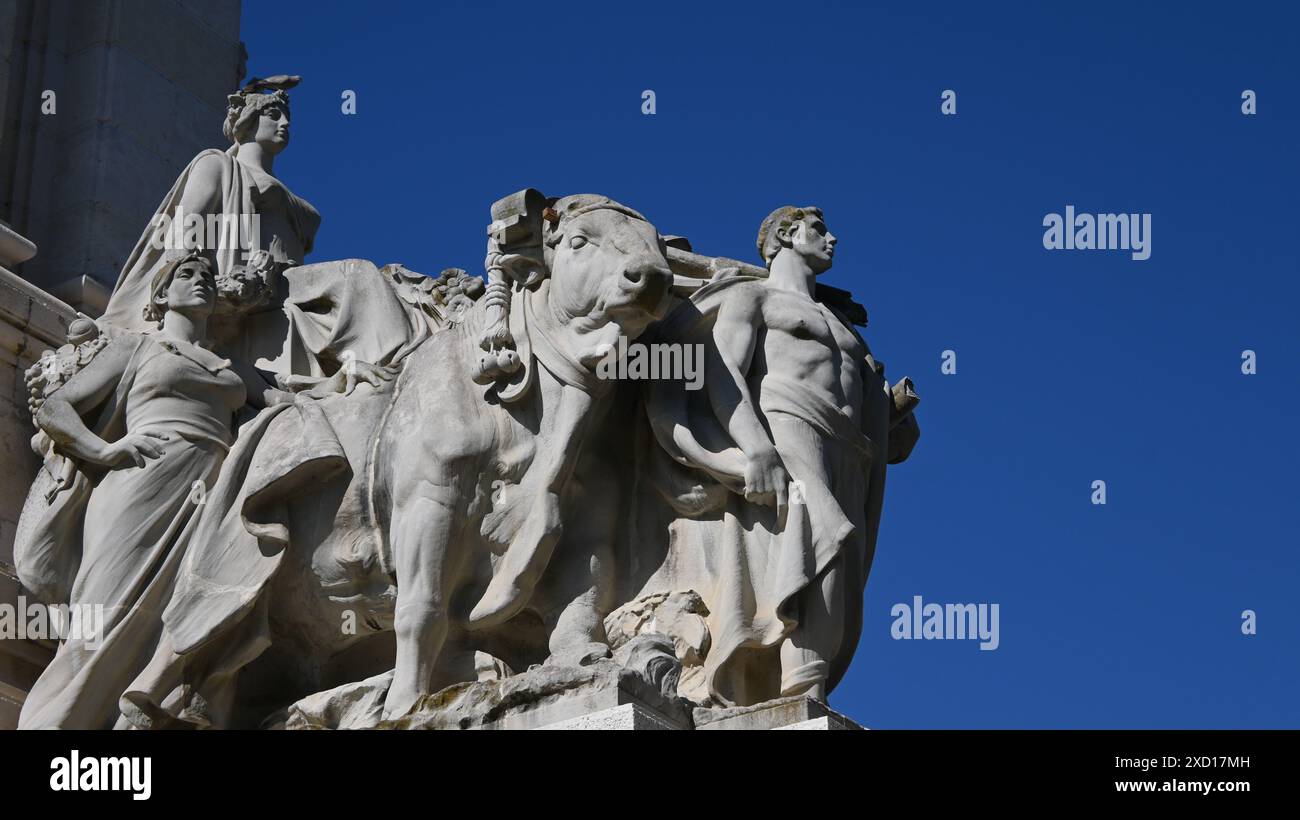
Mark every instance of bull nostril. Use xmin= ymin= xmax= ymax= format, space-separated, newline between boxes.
xmin=623 ymin=268 xmax=644 ymax=285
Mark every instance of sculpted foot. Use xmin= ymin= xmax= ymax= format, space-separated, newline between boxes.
xmin=546 ymin=641 xmax=612 ymax=668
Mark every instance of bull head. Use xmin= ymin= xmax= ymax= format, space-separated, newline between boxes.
xmin=540 ymin=194 xmax=673 ymax=367
xmin=477 ymin=191 xmax=673 ymax=399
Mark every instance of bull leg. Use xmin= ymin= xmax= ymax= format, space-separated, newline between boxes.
xmin=383 ymin=487 xmax=468 ymax=720
xmin=540 ymin=463 xmax=617 ymax=668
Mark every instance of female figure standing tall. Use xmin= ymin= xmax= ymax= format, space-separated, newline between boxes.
xmin=18 ymin=251 xmax=289 ymax=729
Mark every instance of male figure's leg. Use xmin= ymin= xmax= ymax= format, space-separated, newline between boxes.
xmin=779 ymin=554 xmax=846 ymax=699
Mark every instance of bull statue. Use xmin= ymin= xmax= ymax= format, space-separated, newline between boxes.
xmin=99 ymin=191 xmax=675 ymax=728
xmin=375 ymin=192 xmax=674 ymax=716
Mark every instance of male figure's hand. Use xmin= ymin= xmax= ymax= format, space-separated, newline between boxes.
xmin=744 ymin=448 xmax=790 ymax=518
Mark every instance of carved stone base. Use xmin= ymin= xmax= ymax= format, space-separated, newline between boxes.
xmin=694 ymin=695 xmax=863 ymax=731
xmin=540 ymin=703 xmax=681 ymax=730
xmin=277 ymin=665 xmax=863 ymax=730
xmin=276 ymin=634 xmax=692 ymax=730
xmin=394 ymin=660 xmax=691 ymax=731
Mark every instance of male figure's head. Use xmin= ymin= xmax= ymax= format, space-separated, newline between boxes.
xmin=757 ymin=206 xmax=837 ymax=275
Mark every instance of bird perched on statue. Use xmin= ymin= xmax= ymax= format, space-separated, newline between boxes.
xmin=240 ymin=75 xmax=301 ymax=94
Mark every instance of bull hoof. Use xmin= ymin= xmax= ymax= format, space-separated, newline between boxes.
xmin=381 ymin=686 xmax=421 ymax=722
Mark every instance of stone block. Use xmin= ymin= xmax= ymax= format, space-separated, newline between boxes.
xmin=113 ymin=0 xmax=243 ymax=109
xmin=175 ymin=0 xmax=242 ymax=41
xmin=694 ymin=695 xmax=864 ymax=731
xmin=540 ymin=703 xmax=681 ymax=730
xmin=61 ymin=0 xmax=115 ymax=57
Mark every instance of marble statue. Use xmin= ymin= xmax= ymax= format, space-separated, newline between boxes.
xmin=626 ymin=206 xmax=920 ymax=707
xmin=100 ymin=75 xmax=407 ymax=392
xmin=12 ymin=75 xmax=920 ymax=730
xmin=16 ymin=251 xmax=294 ymax=728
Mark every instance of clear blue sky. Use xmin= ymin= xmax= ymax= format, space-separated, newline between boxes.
xmin=243 ymin=0 xmax=1299 ymax=728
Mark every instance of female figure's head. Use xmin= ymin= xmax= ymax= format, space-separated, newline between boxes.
xmin=144 ymin=250 xmax=217 ymax=327
xmin=224 ymin=75 xmax=300 ymax=157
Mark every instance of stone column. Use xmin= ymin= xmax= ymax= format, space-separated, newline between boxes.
xmin=0 ymin=0 xmax=244 ymax=312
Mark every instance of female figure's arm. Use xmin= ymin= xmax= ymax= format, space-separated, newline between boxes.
xmin=227 ymin=355 xmax=293 ymax=409
xmin=174 ymin=153 xmax=225 ymax=218
xmin=36 ymin=339 xmax=168 ymax=469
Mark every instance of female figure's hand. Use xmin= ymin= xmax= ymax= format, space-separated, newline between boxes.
xmin=94 ymin=431 xmax=170 ymax=469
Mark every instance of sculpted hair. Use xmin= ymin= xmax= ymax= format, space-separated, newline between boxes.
xmin=757 ymin=205 xmax=824 ymax=268
xmin=224 ymin=90 xmax=290 ymax=145
xmin=143 ymin=251 xmax=212 ymax=324
xmin=222 ymin=76 xmax=300 ymax=145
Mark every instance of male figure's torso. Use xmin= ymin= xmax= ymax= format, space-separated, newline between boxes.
xmin=749 ymin=285 xmax=867 ymax=423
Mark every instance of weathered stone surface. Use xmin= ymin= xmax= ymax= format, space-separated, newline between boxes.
xmin=273 ymin=671 xmax=394 ymax=730
xmin=540 ymin=703 xmax=680 ymax=731
xmin=694 ymin=695 xmax=862 ymax=731
xmin=280 ymin=636 xmax=690 ymax=731
xmin=775 ymin=715 xmax=859 ymax=731
xmin=605 ymin=590 xmax=712 ymax=703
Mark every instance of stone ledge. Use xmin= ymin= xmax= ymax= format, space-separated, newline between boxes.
xmin=0 ymin=223 xmax=36 ymax=269
xmin=539 ymin=703 xmax=682 ymax=730
xmin=774 ymin=715 xmax=859 ymax=731
xmin=0 ymin=266 xmax=78 ymax=353
xmin=694 ymin=695 xmax=864 ymax=731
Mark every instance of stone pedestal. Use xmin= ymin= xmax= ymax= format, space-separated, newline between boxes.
xmin=540 ymin=703 xmax=682 ymax=730
xmin=694 ymin=695 xmax=863 ymax=731
xmin=279 ymin=654 xmax=863 ymax=731
xmin=280 ymin=648 xmax=694 ymax=731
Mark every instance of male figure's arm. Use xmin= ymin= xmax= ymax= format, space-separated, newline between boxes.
xmin=707 ymin=287 xmax=788 ymax=513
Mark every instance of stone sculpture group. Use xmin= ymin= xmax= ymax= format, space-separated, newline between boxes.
xmin=13 ymin=76 xmax=920 ymax=729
